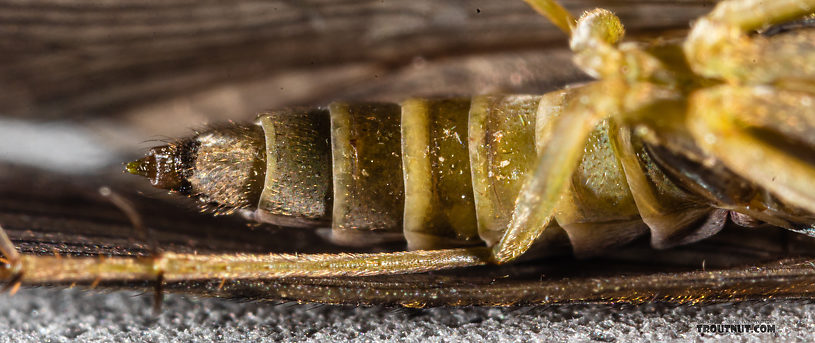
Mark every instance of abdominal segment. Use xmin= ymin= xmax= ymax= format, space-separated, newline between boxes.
xmin=252 ymin=94 xmax=723 ymax=255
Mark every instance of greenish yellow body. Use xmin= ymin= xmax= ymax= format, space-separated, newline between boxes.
xmin=254 ymin=94 xmax=724 ymax=255
xmin=7 ymin=0 xmax=815 ymax=302
xmin=124 ymin=0 xmax=815 ymax=264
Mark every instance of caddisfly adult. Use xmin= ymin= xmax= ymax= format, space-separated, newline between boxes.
xmin=3 ymin=0 xmax=815 ymax=307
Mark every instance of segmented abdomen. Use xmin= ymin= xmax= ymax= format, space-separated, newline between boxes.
xmin=255 ymin=95 xmax=724 ymax=255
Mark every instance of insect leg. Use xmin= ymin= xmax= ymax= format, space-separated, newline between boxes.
xmin=525 ymin=1 xmax=665 ymax=86
xmin=684 ymin=0 xmax=815 ymax=84
xmin=491 ymin=82 xmax=620 ymax=263
xmin=488 ymin=3 xmax=633 ymax=263
xmin=522 ymin=0 xmax=576 ymax=35
xmin=0 ymin=224 xmax=19 ymax=268
xmin=0 ymin=224 xmax=22 ymax=293
xmin=688 ymin=85 xmax=815 ymax=216
xmin=0 ymin=247 xmax=491 ymax=284
xmin=98 ymin=186 xmax=166 ymax=312
xmin=491 ymin=79 xmax=686 ymax=263
xmin=607 ymin=119 xmax=727 ymax=249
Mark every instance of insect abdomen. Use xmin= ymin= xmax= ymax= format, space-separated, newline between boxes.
xmin=257 ymin=100 xmax=480 ymax=249
xmin=254 ymin=94 xmax=723 ymax=254
xmin=129 ymin=94 xmax=724 ymax=255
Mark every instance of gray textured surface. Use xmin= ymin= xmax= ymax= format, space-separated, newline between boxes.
xmin=0 ymin=288 xmax=809 ymax=342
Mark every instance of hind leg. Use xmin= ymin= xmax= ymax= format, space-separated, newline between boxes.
xmin=490 ymin=81 xmax=630 ymax=263
xmin=688 ymin=85 xmax=815 ymax=215
xmin=0 ymin=222 xmax=492 ymax=283
xmin=490 ymin=0 xmax=634 ymax=264
xmin=684 ymin=0 xmax=815 ymax=84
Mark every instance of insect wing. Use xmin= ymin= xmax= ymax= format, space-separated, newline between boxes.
xmin=5 ymin=0 xmax=814 ymax=306
xmin=0 ymin=1 xmax=712 ymax=121
xmin=4 ymin=164 xmax=815 ymax=305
